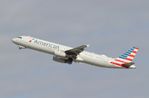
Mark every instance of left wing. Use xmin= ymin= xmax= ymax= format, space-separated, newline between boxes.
xmin=65 ymin=45 xmax=89 ymax=55
xmin=65 ymin=45 xmax=89 ymax=60
xmin=53 ymin=45 xmax=89 ymax=64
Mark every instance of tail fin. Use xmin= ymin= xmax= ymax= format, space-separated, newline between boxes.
xmin=118 ymin=47 xmax=139 ymax=62
xmin=111 ymin=47 xmax=139 ymax=68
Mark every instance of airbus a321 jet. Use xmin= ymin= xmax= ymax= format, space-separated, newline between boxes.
xmin=12 ymin=36 xmax=139 ymax=69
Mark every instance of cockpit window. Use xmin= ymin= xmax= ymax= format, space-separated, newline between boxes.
xmin=18 ymin=37 xmax=22 ymax=39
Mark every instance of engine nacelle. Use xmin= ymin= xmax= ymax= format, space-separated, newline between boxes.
xmin=54 ymin=51 xmax=66 ymax=57
xmin=53 ymin=56 xmax=66 ymax=63
xmin=53 ymin=56 xmax=73 ymax=64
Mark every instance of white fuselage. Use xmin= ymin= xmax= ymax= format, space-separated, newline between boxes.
xmin=12 ymin=36 xmax=127 ymax=68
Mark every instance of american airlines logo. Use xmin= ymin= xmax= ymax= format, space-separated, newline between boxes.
xmin=34 ymin=40 xmax=59 ymax=50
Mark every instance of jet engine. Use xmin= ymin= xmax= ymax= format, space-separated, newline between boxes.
xmin=53 ymin=56 xmax=73 ymax=64
xmin=53 ymin=56 xmax=66 ymax=63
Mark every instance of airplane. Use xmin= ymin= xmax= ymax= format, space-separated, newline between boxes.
xmin=12 ymin=36 xmax=139 ymax=69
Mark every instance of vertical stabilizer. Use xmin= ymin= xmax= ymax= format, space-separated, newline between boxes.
xmin=111 ymin=47 xmax=139 ymax=68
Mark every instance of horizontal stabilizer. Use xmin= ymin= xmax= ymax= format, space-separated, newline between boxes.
xmin=122 ymin=62 xmax=135 ymax=68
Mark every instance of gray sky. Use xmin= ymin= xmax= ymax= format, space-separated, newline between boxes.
xmin=0 ymin=0 xmax=149 ymax=98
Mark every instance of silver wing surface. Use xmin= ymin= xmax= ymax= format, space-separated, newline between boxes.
xmin=65 ymin=45 xmax=88 ymax=55
xmin=54 ymin=45 xmax=89 ymax=64
xmin=65 ymin=45 xmax=88 ymax=62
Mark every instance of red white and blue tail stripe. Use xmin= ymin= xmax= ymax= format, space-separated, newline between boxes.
xmin=111 ymin=47 xmax=139 ymax=68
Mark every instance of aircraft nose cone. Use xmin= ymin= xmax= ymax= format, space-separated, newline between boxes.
xmin=12 ymin=38 xmax=17 ymax=43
